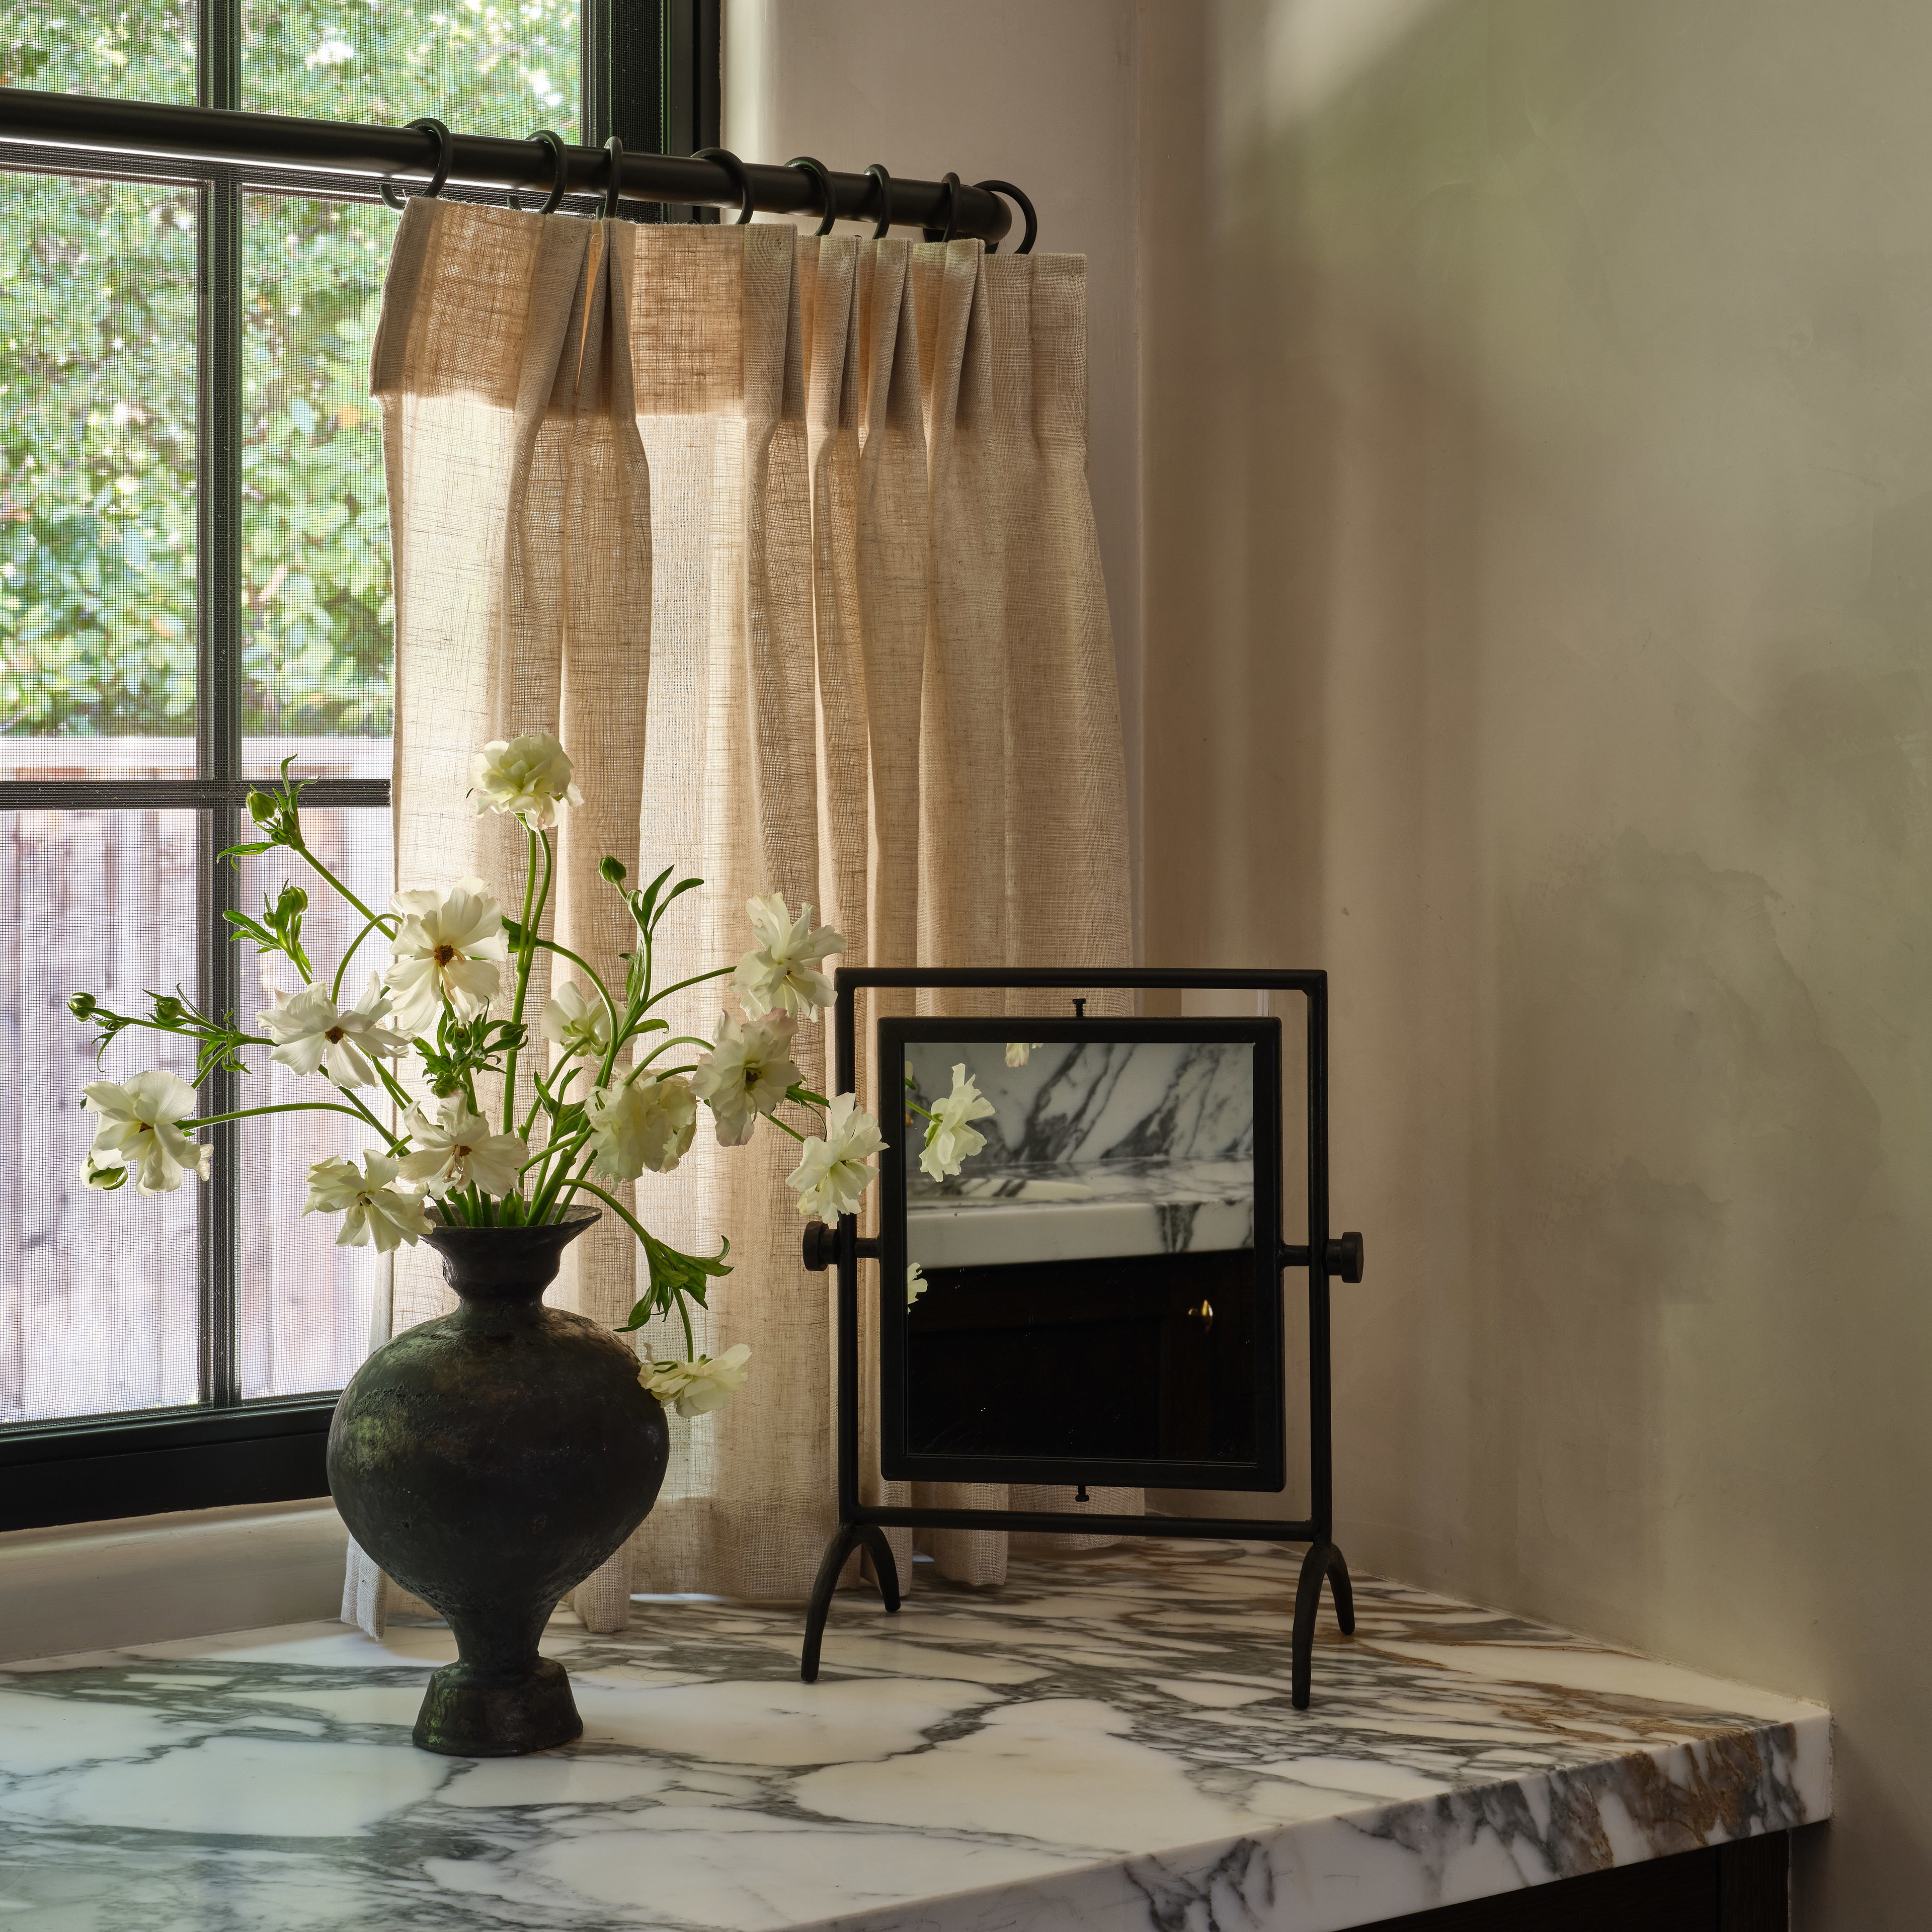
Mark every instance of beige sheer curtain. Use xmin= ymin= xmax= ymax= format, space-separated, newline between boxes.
xmin=344 ymin=199 xmax=1130 ymax=1630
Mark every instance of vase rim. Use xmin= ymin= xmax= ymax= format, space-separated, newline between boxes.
xmin=424 ymin=1203 xmax=600 ymax=1235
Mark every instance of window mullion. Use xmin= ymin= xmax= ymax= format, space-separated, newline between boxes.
xmin=197 ymin=0 xmax=244 ymax=1409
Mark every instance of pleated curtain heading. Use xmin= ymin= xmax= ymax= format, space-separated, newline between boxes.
xmin=346 ymin=198 xmax=1133 ymax=1634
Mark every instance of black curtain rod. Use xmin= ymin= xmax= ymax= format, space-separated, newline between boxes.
xmin=0 ymin=88 xmax=1018 ymax=245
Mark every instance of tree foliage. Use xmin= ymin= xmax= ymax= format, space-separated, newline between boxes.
xmin=1 ymin=2 xmax=578 ymax=741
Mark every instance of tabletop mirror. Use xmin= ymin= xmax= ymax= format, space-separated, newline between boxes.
xmin=878 ymin=1018 xmax=1286 ymax=1492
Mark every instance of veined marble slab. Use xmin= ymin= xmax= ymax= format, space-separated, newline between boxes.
xmin=907 ymin=1156 xmax=1256 ymax=1268
xmin=0 ymin=1539 xmax=1827 ymax=1932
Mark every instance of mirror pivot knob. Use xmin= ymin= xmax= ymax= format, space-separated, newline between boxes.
xmin=801 ymin=1222 xmax=837 ymax=1272
xmin=1325 ymin=1232 xmax=1364 ymax=1283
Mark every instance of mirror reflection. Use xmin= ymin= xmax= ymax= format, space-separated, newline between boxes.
xmin=901 ymin=1037 xmax=1259 ymax=1467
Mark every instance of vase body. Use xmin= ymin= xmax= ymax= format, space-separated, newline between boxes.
xmin=327 ymin=1208 xmax=668 ymax=1756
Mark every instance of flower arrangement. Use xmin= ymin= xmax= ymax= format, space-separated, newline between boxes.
xmin=68 ymin=732 xmax=890 ymax=1418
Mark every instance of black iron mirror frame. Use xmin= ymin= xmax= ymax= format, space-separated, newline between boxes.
xmin=876 ymin=1014 xmax=1287 ymax=1493
xmin=799 ymin=967 xmax=1365 ymax=1709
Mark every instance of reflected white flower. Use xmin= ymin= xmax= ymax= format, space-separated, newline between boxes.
xmin=920 ymin=1063 xmax=996 ymax=1181
xmin=586 ymin=1074 xmax=697 ymax=1181
xmin=385 ymin=877 xmax=509 ymax=1032
xmin=640 ymin=1343 xmax=752 ymax=1417
xmin=304 ymin=1152 xmax=431 ymax=1252
xmin=732 ymin=893 xmax=843 ymax=1022
xmin=539 ymin=981 xmax=611 ymax=1063
xmin=1005 ymin=1042 xmax=1045 ymax=1068
xmin=256 ymin=974 xmax=408 ymax=1088
xmin=906 ymin=1261 xmax=927 ymax=1306
xmin=470 ymin=731 xmax=583 ymax=829
xmin=691 ymin=1010 xmax=800 ymax=1146
xmin=82 ymin=1071 xmax=211 ymax=1195
xmin=786 ymin=1093 xmax=884 ymax=1224
xmin=395 ymin=1099 xmax=527 ymax=1198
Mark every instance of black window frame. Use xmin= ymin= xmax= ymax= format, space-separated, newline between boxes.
xmin=0 ymin=0 xmax=715 ymax=1534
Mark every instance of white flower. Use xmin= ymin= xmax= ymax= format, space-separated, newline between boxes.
xmin=691 ymin=1010 xmax=801 ymax=1147
xmin=732 ymin=893 xmax=843 ymax=1022
xmin=395 ymin=1099 xmax=528 ymax=1198
xmin=539 ymin=981 xmax=611 ymax=1063
xmin=786 ymin=1093 xmax=884 ymax=1223
xmin=385 ymin=877 xmax=509 ymax=1032
xmin=920 ymin=1063 xmax=997 ymax=1180
xmin=470 ymin=731 xmax=583 ymax=829
xmin=586 ymin=1075 xmax=697 ymax=1180
xmin=82 ymin=1150 xmax=128 ymax=1191
xmin=906 ymin=1261 xmax=927 ymax=1306
xmin=303 ymin=1153 xmax=431 ymax=1252
xmin=641 ymin=1343 xmax=752 ymax=1417
xmin=256 ymin=973 xmax=408 ymax=1087
xmin=1005 ymin=1041 xmax=1044 ymax=1068
xmin=81 ymin=1071 xmax=211 ymax=1195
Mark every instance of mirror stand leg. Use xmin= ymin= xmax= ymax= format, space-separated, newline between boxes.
xmin=853 ymin=1524 xmax=902 ymax=1612
xmin=1326 ymin=1544 xmax=1355 ymax=1635
xmin=1291 ymin=1539 xmax=1335 ymax=1709
xmin=800 ymin=1521 xmax=902 ymax=1682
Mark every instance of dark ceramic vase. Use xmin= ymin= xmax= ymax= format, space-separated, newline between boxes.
xmin=326 ymin=1207 xmax=669 ymax=1757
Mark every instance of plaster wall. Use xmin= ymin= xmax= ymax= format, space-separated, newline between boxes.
xmin=1140 ymin=4 xmax=1932 ymax=1925
xmin=722 ymin=0 xmax=1144 ymax=945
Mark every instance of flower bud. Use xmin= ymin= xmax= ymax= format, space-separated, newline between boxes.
xmin=68 ymin=992 xmax=98 ymax=1020
xmin=152 ymin=995 xmax=185 ymax=1024
xmin=276 ymin=883 xmax=308 ymax=918
xmin=600 ymin=855 xmax=627 ymax=884
xmin=83 ymin=1152 xmax=128 ymax=1191
xmin=247 ymin=790 xmax=278 ymax=827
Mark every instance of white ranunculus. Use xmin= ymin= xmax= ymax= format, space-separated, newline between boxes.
xmin=785 ymin=1093 xmax=884 ymax=1224
xmin=470 ymin=731 xmax=584 ymax=829
xmin=920 ymin=1063 xmax=997 ymax=1181
xmin=731 ymin=893 xmax=843 ymax=1022
xmin=81 ymin=1071 xmax=212 ymax=1195
xmin=1005 ymin=1041 xmax=1044 ymax=1068
xmin=906 ymin=1261 xmax=927 ymax=1306
xmin=257 ymin=973 xmax=408 ymax=1087
xmin=585 ymin=1074 xmax=697 ymax=1181
xmin=82 ymin=1150 xmax=128 ymax=1191
xmin=539 ymin=981 xmax=611 ymax=1063
xmin=691 ymin=1010 xmax=800 ymax=1146
xmin=385 ymin=877 xmax=509 ymax=1033
xmin=640 ymin=1342 xmax=752 ymax=1417
xmin=395 ymin=1099 xmax=527 ymax=1198
xmin=304 ymin=1152 xmax=431 ymax=1252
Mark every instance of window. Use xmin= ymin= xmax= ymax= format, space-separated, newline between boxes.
xmin=0 ymin=1 xmax=714 ymax=1531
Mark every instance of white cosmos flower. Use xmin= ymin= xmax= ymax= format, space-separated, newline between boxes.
xmin=906 ymin=1261 xmax=927 ymax=1306
xmin=395 ymin=1099 xmax=527 ymax=1198
xmin=1005 ymin=1041 xmax=1044 ymax=1068
xmin=920 ymin=1063 xmax=997 ymax=1180
xmin=257 ymin=974 xmax=408 ymax=1088
xmin=640 ymin=1343 xmax=752 ymax=1417
xmin=82 ymin=1071 xmax=211 ymax=1195
xmin=585 ymin=1074 xmax=697 ymax=1181
xmin=470 ymin=731 xmax=584 ymax=829
xmin=732 ymin=893 xmax=843 ymax=1021
xmin=691 ymin=1010 xmax=800 ymax=1147
xmin=385 ymin=877 xmax=509 ymax=1033
xmin=785 ymin=1093 xmax=884 ymax=1224
xmin=303 ymin=1152 xmax=431 ymax=1252
xmin=539 ymin=981 xmax=611 ymax=1063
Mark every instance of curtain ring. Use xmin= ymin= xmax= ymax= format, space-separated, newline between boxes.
xmin=602 ymin=135 xmax=625 ymax=220
xmin=520 ymin=128 xmax=568 ymax=215
xmin=921 ymin=171 xmax=960 ymax=245
xmin=380 ymin=116 xmax=451 ymax=212
xmin=786 ymin=154 xmax=837 ymax=236
xmin=864 ymin=164 xmax=893 ymax=240
xmin=973 ymin=179 xmax=1037 ymax=256
xmin=693 ymin=146 xmax=756 ymax=224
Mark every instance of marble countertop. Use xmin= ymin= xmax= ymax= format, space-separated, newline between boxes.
xmin=0 ymin=1538 xmax=1827 ymax=1932
xmin=907 ymin=1157 xmax=1255 ymax=1267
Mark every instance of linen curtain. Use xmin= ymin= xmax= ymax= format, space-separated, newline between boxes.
xmin=345 ymin=198 xmax=1132 ymax=1631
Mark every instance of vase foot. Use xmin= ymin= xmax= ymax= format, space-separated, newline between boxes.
xmin=412 ymin=1655 xmax=582 ymax=1756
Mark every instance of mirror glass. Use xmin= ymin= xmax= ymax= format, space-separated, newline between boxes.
xmin=890 ymin=1031 xmax=1277 ymax=1482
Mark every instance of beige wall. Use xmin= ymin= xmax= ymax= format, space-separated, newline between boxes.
xmin=1143 ymin=2 xmax=1932 ymax=1925
xmin=723 ymin=0 xmax=1144 ymax=944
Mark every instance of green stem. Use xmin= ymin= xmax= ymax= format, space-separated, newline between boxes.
xmin=640 ymin=1033 xmax=714 ymax=1067
xmin=554 ymin=1178 xmax=693 ymax=1351
xmin=649 ymin=963 xmax=736 ymax=1006
xmin=330 ymin=916 xmax=387 ymax=1003
xmin=338 ymin=1087 xmax=410 ymax=1154
xmin=531 ymin=940 xmax=621 ymax=1044
xmin=291 ymin=841 xmax=393 ymax=936
xmin=501 ymin=827 xmax=547 ymax=1133
xmin=182 ymin=1100 xmax=381 ymax=1130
